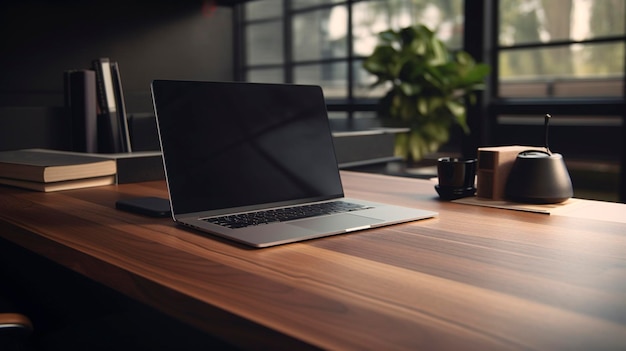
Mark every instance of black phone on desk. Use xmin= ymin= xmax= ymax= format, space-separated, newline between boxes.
xmin=115 ymin=197 xmax=171 ymax=217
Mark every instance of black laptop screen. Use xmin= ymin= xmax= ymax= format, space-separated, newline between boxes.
xmin=152 ymin=80 xmax=345 ymax=215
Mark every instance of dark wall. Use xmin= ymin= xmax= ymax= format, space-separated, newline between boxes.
xmin=0 ymin=0 xmax=233 ymax=151
xmin=0 ymin=0 xmax=233 ymax=112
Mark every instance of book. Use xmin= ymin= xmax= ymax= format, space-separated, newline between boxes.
xmin=0 ymin=175 xmax=116 ymax=192
xmin=64 ymin=69 xmax=98 ymax=153
xmin=0 ymin=149 xmax=117 ymax=183
xmin=110 ymin=61 xmax=132 ymax=152
xmin=92 ymin=57 xmax=130 ymax=153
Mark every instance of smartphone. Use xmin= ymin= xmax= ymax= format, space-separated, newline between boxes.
xmin=115 ymin=197 xmax=171 ymax=217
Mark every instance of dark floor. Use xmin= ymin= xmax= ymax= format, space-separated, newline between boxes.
xmin=0 ymin=238 xmax=240 ymax=351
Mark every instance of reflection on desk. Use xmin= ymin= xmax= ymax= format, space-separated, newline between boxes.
xmin=0 ymin=171 xmax=625 ymax=350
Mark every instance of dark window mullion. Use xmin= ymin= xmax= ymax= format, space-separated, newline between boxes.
xmin=283 ymin=0 xmax=293 ymax=83
xmin=463 ymin=0 xmax=488 ymax=155
xmin=488 ymin=0 xmax=500 ymax=101
xmin=233 ymin=4 xmax=245 ymax=81
xmin=499 ymin=35 xmax=626 ymax=51
xmin=293 ymin=57 xmax=349 ymax=66
xmin=346 ymin=0 xmax=355 ymax=120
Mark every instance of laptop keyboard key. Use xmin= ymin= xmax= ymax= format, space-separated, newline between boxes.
xmin=202 ymin=201 xmax=371 ymax=229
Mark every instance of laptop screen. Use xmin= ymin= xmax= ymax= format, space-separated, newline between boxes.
xmin=152 ymin=80 xmax=345 ymax=215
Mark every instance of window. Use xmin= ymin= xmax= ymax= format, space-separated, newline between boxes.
xmin=497 ymin=0 xmax=625 ymax=98
xmin=239 ymin=0 xmax=465 ymax=102
xmin=491 ymin=0 xmax=626 ymax=202
xmin=243 ymin=1 xmax=284 ymax=81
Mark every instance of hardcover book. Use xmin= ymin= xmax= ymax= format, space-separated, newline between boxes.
xmin=110 ymin=61 xmax=132 ymax=152
xmin=0 ymin=149 xmax=117 ymax=183
xmin=64 ymin=69 xmax=98 ymax=153
xmin=92 ymin=57 xmax=131 ymax=153
xmin=0 ymin=175 xmax=116 ymax=192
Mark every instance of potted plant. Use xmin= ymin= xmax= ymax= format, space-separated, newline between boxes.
xmin=363 ymin=24 xmax=490 ymax=161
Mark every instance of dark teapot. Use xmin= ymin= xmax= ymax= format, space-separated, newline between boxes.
xmin=505 ymin=150 xmax=573 ymax=204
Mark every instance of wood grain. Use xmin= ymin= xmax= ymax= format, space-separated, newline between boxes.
xmin=1 ymin=171 xmax=625 ymax=350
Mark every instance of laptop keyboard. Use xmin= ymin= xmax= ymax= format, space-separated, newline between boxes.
xmin=202 ymin=201 xmax=372 ymax=229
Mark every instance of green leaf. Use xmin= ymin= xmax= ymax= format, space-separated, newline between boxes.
xmin=417 ymin=97 xmax=428 ymax=116
xmin=455 ymin=51 xmax=474 ymax=66
xmin=400 ymin=82 xmax=420 ymax=96
xmin=429 ymin=36 xmax=448 ymax=65
xmin=394 ymin=132 xmax=409 ymax=159
xmin=422 ymin=70 xmax=445 ymax=91
xmin=378 ymin=29 xmax=398 ymax=44
xmin=409 ymin=131 xmax=426 ymax=161
xmin=445 ymin=100 xmax=469 ymax=133
xmin=362 ymin=46 xmax=397 ymax=74
xmin=462 ymin=64 xmax=491 ymax=84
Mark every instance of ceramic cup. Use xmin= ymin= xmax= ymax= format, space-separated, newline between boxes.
xmin=435 ymin=157 xmax=477 ymax=200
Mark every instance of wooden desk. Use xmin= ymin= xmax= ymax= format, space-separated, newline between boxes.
xmin=1 ymin=171 xmax=625 ymax=350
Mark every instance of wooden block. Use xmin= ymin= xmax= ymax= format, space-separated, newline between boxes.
xmin=477 ymin=145 xmax=544 ymax=200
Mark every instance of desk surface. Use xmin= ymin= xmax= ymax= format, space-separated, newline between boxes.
xmin=1 ymin=171 xmax=625 ymax=350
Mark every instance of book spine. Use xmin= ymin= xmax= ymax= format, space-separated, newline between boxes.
xmin=476 ymin=170 xmax=494 ymax=198
xmin=476 ymin=150 xmax=497 ymax=199
xmin=65 ymin=70 xmax=98 ymax=153
xmin=110 ymin=61 xmax=132 ymax=152
xmin=92 ymin=57 xmax=123 ymax=153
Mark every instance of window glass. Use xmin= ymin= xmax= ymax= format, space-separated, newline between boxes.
xmin=293 ymin=6 xmax=347 ymax=61
xmin=293 ymin=62 xmax=348 ymax=98
xmin=245 ymin=0 xmax=283 ymax=21
xmin=499 ymin=0 xmax=626 ymax=47
xmin=292 ymin=0 xmax=343 ymax=10
xmin=499 ymin=43 xmax=624 ymax=97
xmin=353 ymin=0 xmax=464 ymax=57
xmin=246 ymin=21 xmax=284 ymax=66
xmin=243 ymin=0 xmax=467 ymax=101
xmin=498 ymin=0 xmax=625 ymax=98
xmin=247 ymin=68 xmax=284 ymax=83
xmin=327 ymin=111 xmax=347 ymax=119
xmin=353 ymin=58 xmax=390 ymax=99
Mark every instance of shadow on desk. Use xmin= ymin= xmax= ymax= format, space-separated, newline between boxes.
xmin=0 ymin=238 xmax=240 ymax=351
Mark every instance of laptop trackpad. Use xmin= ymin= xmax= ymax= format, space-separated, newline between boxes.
xmin=289 ymin=214 xmax=382 ymax=232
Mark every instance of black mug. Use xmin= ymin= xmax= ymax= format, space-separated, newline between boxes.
xmin=435 ymin=157 xmax=477 ymax=200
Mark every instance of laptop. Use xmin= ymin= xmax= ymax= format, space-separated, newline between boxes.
xmin=151 ymin=80 xmax=437 ymax=248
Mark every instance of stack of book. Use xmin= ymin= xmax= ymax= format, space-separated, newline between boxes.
xmin=0 ymin=149 xmax=117 ymax=192
xmin=64 ymin=57 xmax=131 ymax=154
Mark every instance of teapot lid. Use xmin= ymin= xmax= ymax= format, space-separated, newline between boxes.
xmin=518 ymin=150 xmax=550 ymax=158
